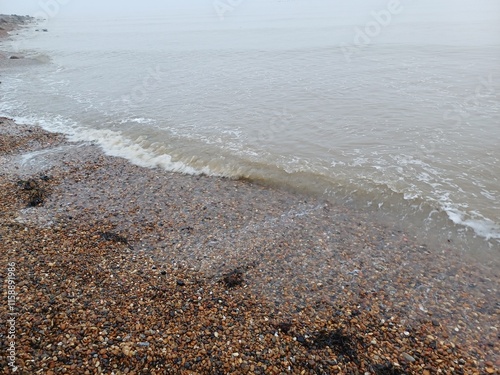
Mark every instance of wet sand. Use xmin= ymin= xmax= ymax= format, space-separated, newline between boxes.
xmin=0 ymin=116 xmax=498 ymax=374
xmin=1 ymin=15 xmax=499 ymax=374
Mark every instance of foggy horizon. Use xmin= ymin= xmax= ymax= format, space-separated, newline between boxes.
xmin=3 ymin=0 xmax=500 ymax=23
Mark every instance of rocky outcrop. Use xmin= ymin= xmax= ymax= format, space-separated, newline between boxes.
xmin=0 ymin=14 xmax=35 ymax=38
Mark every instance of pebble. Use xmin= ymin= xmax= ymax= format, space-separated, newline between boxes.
xmin=401 ymin=352 xmax=416 ymax=362
xmin=0 ymin=116 xmax=498 ymax=373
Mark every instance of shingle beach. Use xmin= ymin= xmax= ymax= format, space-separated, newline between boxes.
xmin=1 ymin=17 xmax=499 ymax=375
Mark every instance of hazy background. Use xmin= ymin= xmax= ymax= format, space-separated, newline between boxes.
xmin=2 ymin=0 xmax=499 ymax=48
xmin=2 ymin=0 xmax=500 ymax=23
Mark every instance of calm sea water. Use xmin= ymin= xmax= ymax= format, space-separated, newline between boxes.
xmin=1 ymin=6 xmax=499 ymax=259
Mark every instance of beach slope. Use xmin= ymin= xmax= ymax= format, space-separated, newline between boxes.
xmin=0 ymin=117 xmax=498 ymax=373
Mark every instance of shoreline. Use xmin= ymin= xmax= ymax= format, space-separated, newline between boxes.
xmin=1 ymin=117 xmax=499 ymax=373
xmin=1 ymin=15 xmax=499 ymax=374
xmin=0 ymin=15 xmax=34 ymax=65
xmin=0 ymin=14 xmax=33 ymax=41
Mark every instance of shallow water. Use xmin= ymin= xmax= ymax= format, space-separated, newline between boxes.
xmin=1 ymin=3 xmax=499 ymax=259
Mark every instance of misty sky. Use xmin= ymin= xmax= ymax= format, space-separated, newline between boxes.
xmin=2 ymin=0 xmax=500 ymax=22
xmin=2 ymin=0 xmax=500 ymax=47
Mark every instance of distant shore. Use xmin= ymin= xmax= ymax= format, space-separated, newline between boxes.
xmin=0 ymin=15 xmax=33 ymax=39
xmin=0 ymin=17 xmax=499 ymax=374
xmin=0 ymin=14 xmax=34 ymax=64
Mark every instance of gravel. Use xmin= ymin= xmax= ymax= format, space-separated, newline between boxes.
xmin=0 ymin=117 xmax=498 ymax=374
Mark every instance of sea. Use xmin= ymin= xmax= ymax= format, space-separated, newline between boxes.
xmin=1 ymin=1 xmax=499 ymax=264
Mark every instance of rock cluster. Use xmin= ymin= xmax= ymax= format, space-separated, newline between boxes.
xmin=0 ymin=14 xmax=34 ymax=39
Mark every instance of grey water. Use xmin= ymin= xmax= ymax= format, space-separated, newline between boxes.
xmin=1 ymin=1 xmax=499 ymax=263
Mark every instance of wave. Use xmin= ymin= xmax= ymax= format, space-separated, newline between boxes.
xmin=2 ymin=110 xmax=499 ymax=256
xmin=66 ymin=121 xmax=500 ymax=245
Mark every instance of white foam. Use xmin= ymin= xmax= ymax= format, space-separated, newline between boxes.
xmin=480 ymin=190 xmax=497 ymax=201
xmin=79 ymin=128 xmax=218 ymax=175
xmin=3 ymin=113 xmax=220 ymax=177
xmin=119 ymin=117 xmax=156 ymax=125
xmin=445 ymin=208 xmax=500 ymax=240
